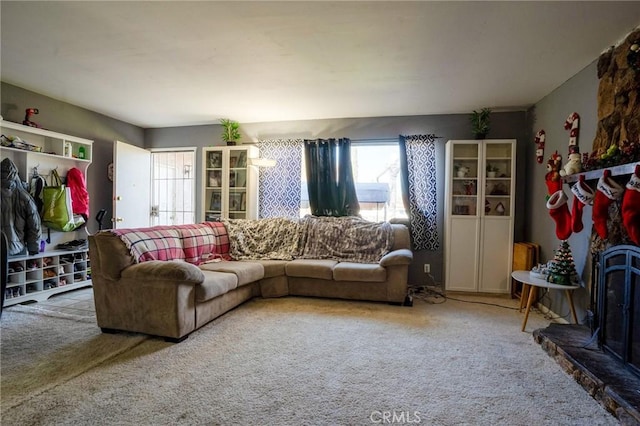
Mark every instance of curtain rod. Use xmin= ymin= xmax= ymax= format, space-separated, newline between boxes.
xmin=351 ymin=135 xmax=443 ymax=143
xmin=257 ymin=135 xmax=443 ymax=144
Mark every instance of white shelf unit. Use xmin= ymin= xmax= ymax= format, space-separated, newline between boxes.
xmin=202 ymin=146 xmax=259 ymax=221
xmin=444 ymin=139 xmax=516 ymax=293
xmin=1 ymin=120 xmax=93 ymax=306
xmin=5 ymin=249 xmax=91 ymax=305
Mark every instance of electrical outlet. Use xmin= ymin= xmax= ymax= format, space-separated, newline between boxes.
xmin=424 ymin=263 xmax=431 ymax=274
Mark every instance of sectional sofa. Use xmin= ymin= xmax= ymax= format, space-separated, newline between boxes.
xmin=88 ymin=216 xmax=413 ymax=342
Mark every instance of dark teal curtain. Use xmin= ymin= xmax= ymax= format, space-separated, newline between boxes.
xmin=304 ymin=138 xmax=359 ymax=217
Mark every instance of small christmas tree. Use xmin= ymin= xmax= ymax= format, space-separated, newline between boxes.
xmin=546 ymin=240 xmax=579 ymax=286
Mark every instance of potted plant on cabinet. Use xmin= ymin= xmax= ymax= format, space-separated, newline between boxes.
xmin=470 ymin=108 xmax=491 ymax=139
xmin=486 ymin=164 xmax=499 ymax=178
xmin=220 ymin=118 xmax=241 ymax=146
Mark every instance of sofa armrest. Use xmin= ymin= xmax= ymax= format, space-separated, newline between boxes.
xmin=379 ymin=249 xmax=413 ymax=267
xmin=121 ymin=260 xmax=204 ymax=283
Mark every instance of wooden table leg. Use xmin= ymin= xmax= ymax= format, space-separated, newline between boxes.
xmin=519 ymin=284 xmax=529 ymax=313
xmin=566 ymin=289 xmax=578 ymax=324
xmin=521 ymin=285 xmax=537 ymax=332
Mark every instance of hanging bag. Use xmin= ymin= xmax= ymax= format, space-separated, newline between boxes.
xmin=42 ymin=169 xmax=85 ymax=232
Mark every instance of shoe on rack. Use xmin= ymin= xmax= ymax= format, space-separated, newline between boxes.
xmin=9 ymin=262 xmax=24 ymax=272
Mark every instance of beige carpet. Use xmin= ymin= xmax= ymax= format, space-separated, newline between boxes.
xmin=1 ymin=294 xmax=617 ymax=425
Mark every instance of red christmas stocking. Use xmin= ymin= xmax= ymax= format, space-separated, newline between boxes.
xmin=593 ymin=170 xmax=624 ymax=240
xmin=546 ymin=189 xmax=572 ymax=240
xmin=622 ymin=166 xmax=640 ymax=245
xmin=570 ymin=175 xmax=595 ymax=233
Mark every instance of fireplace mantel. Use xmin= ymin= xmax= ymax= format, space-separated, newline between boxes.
xmin=564 ymin=161 xmax=640 ymax=183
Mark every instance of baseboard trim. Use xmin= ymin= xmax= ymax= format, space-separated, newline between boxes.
xmin=535 ymin=302 xmax=570 ymax=324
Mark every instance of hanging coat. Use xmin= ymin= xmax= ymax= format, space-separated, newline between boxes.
xmin=1 ymin=158 xmax=42 ymax=255
xmin=66 ymin=167 xmax=89 ymax=220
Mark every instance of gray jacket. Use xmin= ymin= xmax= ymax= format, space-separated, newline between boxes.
xmin=1 ymin=158 xmax=42 ymax=255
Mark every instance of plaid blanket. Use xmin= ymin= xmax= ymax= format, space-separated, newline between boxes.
xmin=112 ymin=222 xmax=231 ymax=264
xmin=111 ymin=226 xmax=184 ymax=263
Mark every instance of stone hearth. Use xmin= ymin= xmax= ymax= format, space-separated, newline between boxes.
xmin=534 ymin=323 xmax=640 ymax=425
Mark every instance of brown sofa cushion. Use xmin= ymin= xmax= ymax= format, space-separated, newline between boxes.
xmin=199 ymin=261 xmax=264 ymax=286
xmin=196 ymin=271 xmax=238 ymax=302
xmin=285 ymin=259 xmax=337 ymax=280
xmin=244 ymin=260 xmax=288 ymax=278
xmin=333 ymin=262 xmax=386 ymax=282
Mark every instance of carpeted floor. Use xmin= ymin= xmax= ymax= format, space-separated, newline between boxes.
xmin=1 ymin=290 xmax=617 ymax=425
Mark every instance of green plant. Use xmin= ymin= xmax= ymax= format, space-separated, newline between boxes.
xmin=470 ymin=108 xmax=491 ymax=138
xmin=220 ymin=119 xmax=241 ymax=143
xmin=486 ymin=164 xmax=499 ymax=173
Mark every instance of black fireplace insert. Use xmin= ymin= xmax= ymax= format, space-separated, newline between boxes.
xmin=597 ymin=244 xmax=640 ymax=377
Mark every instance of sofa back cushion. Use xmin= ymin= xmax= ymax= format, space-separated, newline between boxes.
xmin=111 ymin=226 xmax=185 ymax=263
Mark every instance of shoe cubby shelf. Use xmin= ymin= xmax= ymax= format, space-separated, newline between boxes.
xmin=4 ymin=248 xmax=91 ymax=307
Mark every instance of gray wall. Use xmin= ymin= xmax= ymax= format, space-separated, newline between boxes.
xmin=1 ymin=82 xmax=145 ymax=228
xmin=147 ymin=112 xmax=528 ymax=286
xmin=525 ymin=60 xmax=599 ymax=323
xmin=1 ymin=81 xmax=529 ymax=289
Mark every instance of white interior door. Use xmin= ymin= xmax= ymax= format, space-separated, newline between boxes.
xmin=113 ymin=140 xmax=151 ymax=229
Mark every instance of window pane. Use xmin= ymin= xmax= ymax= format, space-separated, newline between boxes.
xmin=299 ymin=142 xmax=407 ymax=221
xmin=151 ymin=151 xmax=195 ymax=226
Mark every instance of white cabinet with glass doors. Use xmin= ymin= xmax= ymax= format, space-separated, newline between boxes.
xmin=444 ymin=139 xmax=515 ymax=293
xmin=202 ymin=146 xmax=258 ymax=220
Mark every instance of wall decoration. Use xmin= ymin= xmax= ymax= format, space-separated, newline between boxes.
xmin=534 ymin=130 xmax=546 ymax=164
xmin=564 ymin=112 xmax=580 ymax=154
xmin=559 ymin=151 xmax=582 ymax=177
xmin=546 ymin=189 xmax=572 ymax=241
xmin=593 ymin=170 xmax=624 ymax=240
xmin=545 ymin=151 xmax=563 ymax=196
xmin=570 ymin=175 xmax=595 ymax=233
xmin=622 ymin=164 xmax=640 ymax=245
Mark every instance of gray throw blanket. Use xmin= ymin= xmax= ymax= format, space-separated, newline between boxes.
xmin=223 ymin=217 xmax=304 ymax=260
xmin=299 ymin=216 xmax=393 ymax=263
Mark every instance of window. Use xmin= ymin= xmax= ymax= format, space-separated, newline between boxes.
xmin=300 ymin=141 xmax=407 ymax=221
xmin=150 ymin=150 xmax=195 ymax=225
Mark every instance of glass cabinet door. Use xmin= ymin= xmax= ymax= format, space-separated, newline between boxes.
xmin=204 ymin=150 xmax=223 ymax=220
xmin=451 ymin=143 xmax=479 ymax=216
xmin=227 ymin=149 xmax=248 ymax=219
xmin=484 ymin=142 xmax=513 ymax=217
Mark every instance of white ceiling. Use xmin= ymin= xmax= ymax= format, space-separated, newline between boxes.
xmin=1 ymin=1 xmax=639 ymax=129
